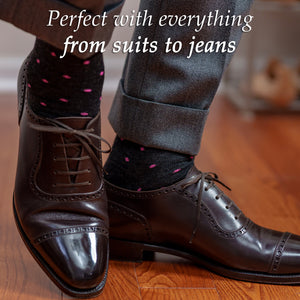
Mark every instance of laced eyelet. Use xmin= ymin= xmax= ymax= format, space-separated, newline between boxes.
xmin=180 ymin=171 xmax=231 ymax=244
xmin=235 ymin=216 xmax=238 ymax=220
xmin=225 ymin=206 xmax=229 ymax=209
xmin=215 ymin=196 xmax=219 ymax=200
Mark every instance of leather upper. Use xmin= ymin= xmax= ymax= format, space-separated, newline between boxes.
xmin=106 ymin=167 xmax=300 ymax=275
xmin=14 ymin=87 xmax=109 ymax=290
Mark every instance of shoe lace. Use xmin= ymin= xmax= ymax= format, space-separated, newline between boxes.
xmin=29 ymin=118 xmax=111 ymax=187
xmin=181 ymin=171 xmax=231 ymax=244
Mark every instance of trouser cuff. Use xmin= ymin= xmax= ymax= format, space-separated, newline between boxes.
xmin=108 ymin=81 xmax=209 ymax=156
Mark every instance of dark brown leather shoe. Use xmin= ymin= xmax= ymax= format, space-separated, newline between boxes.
xmin=13 ymin=60 xmax=110 ymax=298
xmin=106 ymin=166 xmax=300 ymax=285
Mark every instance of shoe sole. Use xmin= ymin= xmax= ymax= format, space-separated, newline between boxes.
xmin=110 ymin=237 xmax=300 ymax=285
xmin=13 ymin=198 xmax=108 ymax=298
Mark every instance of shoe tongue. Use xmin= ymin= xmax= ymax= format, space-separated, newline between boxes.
xmin=186 ymin=165 xmax=200 ymax=178
xmin=55 ymin=116 xmax=92 ymax=130
xmin=55 ymin=117 xmax=93 ymax=183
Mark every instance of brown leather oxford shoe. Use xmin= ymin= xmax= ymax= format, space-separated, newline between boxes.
xmin=13 ymin=60 xmax=110 ymax=298
xmin=106 ymin=166 xmax=300 ymax=284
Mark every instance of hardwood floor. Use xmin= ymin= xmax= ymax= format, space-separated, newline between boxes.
xmin=0 ymin=92 xmax=299 ymax=299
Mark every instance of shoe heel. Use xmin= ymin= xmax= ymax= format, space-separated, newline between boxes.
xmin=110 ymin=238 xmax=154 ymax=262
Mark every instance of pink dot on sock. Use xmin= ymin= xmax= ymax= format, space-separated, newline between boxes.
xmin=125 ymin=157 xmax=130 ymax=162
xmin=27 ymin=83 xmax=31 ymax=88
xmin=83 ymin=60 xmax=90 ymax=65
xmin=63 ymin=75 xmax=71 ymax=79
xmin=137 ymin=187 xmax=142 ymax=192
xmin=51 ymin=52 xmax=56 ymax=57
xmin=120 ymin=138 xmax=124 ymax=141
xmin=80 ymin=112 xmax=89 ymax=116
xmin=40 ymin=102 xmax=47 ymax=107
xmin=83 ymin=89 xmax=92 ymax=93
xmin=99 ymin=96 xmax=102 ymax=101
xmin=173 ymin=168 xmax=181 ymax=174
xmin=42 ymin=79 xmax=49 ymax=83
xmin=140 ymin=147 xmax=145 ymax=151
xmin=100 ymin=71 xmax=104 ymax=76
xmin=149 ymin=164 xmax=157 ymax=169
xmin=59 ymin=98 xmax=69 ymax=103
xmin=36 ymin=59 xmax=40 ymax=64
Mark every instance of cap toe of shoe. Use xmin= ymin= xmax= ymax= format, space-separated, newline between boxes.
xmin=36 ymin=232 xmax=108 ymax=290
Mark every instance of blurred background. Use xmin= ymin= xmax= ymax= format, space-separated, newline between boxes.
xmin=0 ymin=0 xmax=299 ymax=114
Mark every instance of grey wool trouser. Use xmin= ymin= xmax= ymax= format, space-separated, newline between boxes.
xmin=0 ymin=0 xmax=253 ymax=155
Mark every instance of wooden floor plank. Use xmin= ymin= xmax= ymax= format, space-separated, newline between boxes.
xmin=198 ymin=99 xmax=300 ymax=178
xmin=140 ymin=288 xmax=220 ymax=300
xmin=135 ymin=254 xmax=215 ymax=288
xmin=212 ymin=274 xmax=300 ymax=300
xmin=220 ymin=176 xmax=300 ymax=230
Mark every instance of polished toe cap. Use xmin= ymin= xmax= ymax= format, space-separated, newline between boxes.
xmin=36 ymin=232 xmax=108 ymax=290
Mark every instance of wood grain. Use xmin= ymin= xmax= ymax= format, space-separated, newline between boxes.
xmin=212 ymin=274 xmax=300 ymax=300
xmin=0 ymin=92 xmax=300 ymax=299
xmin=135 ymin=256 xmax=215 ymax=288
xmin=140 ymin=288 xmax=220 ymax=300
xmin=94 ymin=261 xmax=141 ymax=300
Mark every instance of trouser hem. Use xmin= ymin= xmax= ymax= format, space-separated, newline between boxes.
xmin=108 ymin=81 xmax=209 ymax=155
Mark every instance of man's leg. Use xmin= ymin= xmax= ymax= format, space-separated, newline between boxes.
xmin=105 ymin=0 xmax=253 ymax=190
xmin=105 ymin=0 xmax=300 ymax=284
xmin=9 ymin=0 xmax=120 ymax=297
xmin=20 ymin=0 xmax=126 ymax=119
